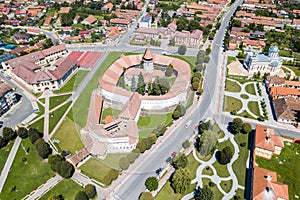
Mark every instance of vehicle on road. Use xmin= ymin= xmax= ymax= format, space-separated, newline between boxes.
xmin=185 ymin=120 xmax=192 ymax=128
xmin=5 ymin=76 xmax=11 ymax=80
xmin=0 ymin=121 xmax=3 ymax=128
xmin=171 ymin=151 xmax=177 ymax=157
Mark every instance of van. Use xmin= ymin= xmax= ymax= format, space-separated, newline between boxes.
xmin=185 ymin=120 xmax=192 ymax=128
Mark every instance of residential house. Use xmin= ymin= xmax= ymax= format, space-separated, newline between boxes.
xmin=173 ymin=29 xmax=203 ymax=46
xmin=81 ymin=15 xmax=97 ymax=25
xmin=254 ymin=125 xmax=284 ymax=159
xmin=110 ymin=18 xmax=130 ymax=27
xmin=253 ymin=166 xmax=289 ymax=200
xmin=138 ymin=15 xmax=152 ymax=28
xmin=59 ymin=7 xmax=71 ymax=14
xmin=135 ymin=27 xmax=161 ymax=39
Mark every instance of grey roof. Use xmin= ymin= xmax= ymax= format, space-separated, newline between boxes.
xmin=140 ymin=16 xmax=151 ymax=23
xmin=269 ymin=46 xmax=279 ymax=53
xmin=271 ymin=60 xmax=279 ymax=67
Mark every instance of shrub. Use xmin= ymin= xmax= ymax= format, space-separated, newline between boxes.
xmin=209 ymin=182 xmax=215 ymax=187
xmin=182 ymin=140 xmax=190 ymax=149
xmin=242 ymin=123 xmax=252 ymax=134
xmin=0 ymin=136 xmax=8 ymax=149
xmin=84 ymin=184 xmax=97 ymax=199
xmin=58 ymin=160 xmax=75 ymax=178
xmin=145 ymin=177 xmax=158 ymax=191
xmin=119 ymin=157 xmax=130 ymax=170
xmin=28 ymin=128 xmax=43 ymax=144
xmin=127 ymin=152 xmax=137 ymax=163
xmin=137 ymin=141 xmax=146 ymax=153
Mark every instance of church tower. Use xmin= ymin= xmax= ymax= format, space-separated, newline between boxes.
xmin=268 ymin=46 xmax=279 ymax=59
xmin=143 ymin=48 xmax=154 ymax=73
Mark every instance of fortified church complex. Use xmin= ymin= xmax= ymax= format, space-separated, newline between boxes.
xmin=80 ymin=49 xmax=191 ymax=159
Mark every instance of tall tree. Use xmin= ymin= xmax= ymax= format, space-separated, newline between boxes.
xmin=178 ymin=45 xmax=187 ymax=55
xmin=75 ymin=191 xmax=88 ymax=200
xmin=194 ymin=185 xmax=214 ymax=200
xmin=230 ymin=118 xmax=243 ymax=134
xmin=17 ymin=127 xmax=28 ymax=139
xmin=217 ymin=146 xmax=233 ymax=165
xmin=145 ymin=177 xmax=158 ymax=191
xmin=84 ymin=184 xmax=97 ymax=199
xmin=171 ymin=168 xmax=191 ymax=194
xmin=165 ymin=64 xmax=174 ymax=77
xmin=172 ymin=153 xmax=188 ymax=169
xmin=2 ymin=127 xmax=16 ymax=141
xmin=35 ymin=138 xmax=51 ymax=159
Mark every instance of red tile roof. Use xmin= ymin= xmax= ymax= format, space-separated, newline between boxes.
xmin=255 ymin=125 xmax=284 ymax=152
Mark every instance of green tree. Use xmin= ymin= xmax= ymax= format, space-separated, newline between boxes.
xmin=17 ymin=127 xmax=28 ymax=139
xmin=172 ymin=153 xmax=188 ymax=169
xmin=165 ymin=64 xmax=173 ymax=77
xmin=171 ymin=168 xmax=191 ymax=194
xmin=28 ymin=128 xmax=43 ymax=144
xmin=58 ymin=160 xmax=75 ymax=178
xmin=127 ymin=152 xmax=137 ymax=163
xmin=242 ymin=123 xmax=252 ymax=134
xmin=230 ymin=118 xmax=243 ymax=134
xmin=0 ymin=136 xmax=8 ymax=149
xmin=145 ymin=177 xmax=158 ymax=191
xmin=218 ymin=146 xmax=233 ymax=165
xmin=75 ymin=191 xmax=88 ymax=200
xmin=172 ymin=110 xmax=181 ymax=120
xmin=48 ymin=154 xmax=64 ymax=172
xmin=194 ymin=71 xmax=201 ymax=79
xmin=119 ymin=157 xmax=130 ymax=170
xmin=34 ymin=138 xmax=51 ymax=159
xmin=84 ymin=184 xmax=97 ymax=199
xmin=2 ymin=127 xmax=16 ymax=141
xmin=178 ymin=45 xmax=187 ymax=55
xmin=192 ymin=81 xmax=200 ymax=91
xmin=140 ymin=192 xmax=154 ymax=200
xmin=194 ymin=185 xmax=214 ymax=200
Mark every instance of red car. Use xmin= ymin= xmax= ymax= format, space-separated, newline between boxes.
xmin=171 ymin=152 xmax=177 ymax=157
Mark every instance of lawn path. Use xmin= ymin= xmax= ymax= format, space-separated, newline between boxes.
xmin=182 ymin=121 xmax=244 ymax=200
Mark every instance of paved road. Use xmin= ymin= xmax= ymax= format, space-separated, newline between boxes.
xmin=0 ymin=74 xmax=33 ymax=132
xmin=0 ymin=137 xmax=21 ymax=193
xmin=112 ymin=0 xmax=244 ymax=199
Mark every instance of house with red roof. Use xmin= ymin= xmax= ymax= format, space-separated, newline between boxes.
xmin=254 ymin=125 xmax=284 ymax=159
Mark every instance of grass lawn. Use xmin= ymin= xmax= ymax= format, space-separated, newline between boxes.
xmin=137 ymin=113 xmax=173 ymax=138
xmin=285 ymin=65 xmax=300 ymax=76
xmin=80 ymin=158 xmax=112 ymax=183
xmin=72 ymin=52 xmax=123 ymax=128
xmin=186 ymin=152 xmax=201 ymax=179
xmin=236 ymin=110 xmax=256 ymax=120
xmin=245 ymin=83 xmax=256 ymax=95
xmin=0 ymin=140 xmax=14 ymax=173
xmin=225 ymin=79 xmax=241 ymax=92
xmin=185 ymin=92 xmax=195 ymax=109
xmin=256 ymin=143 xmax=300 ymax=199
xmin=248 ymin=101 xmax=260 ymax=116
xmin=39 ymin=98 xmax=45 ymax=104
xmin=52 ymin=117 xmax=84 ymax=154
xmin=49 ymin=94 xmax=71 ymax=110
xmin=202 ymin=166 xmax=213 ymax=176
xmin=49 ymin=101 xmax=72 ymax=133
xmin=39 ymin=179 xmax=83 ymax=200
xmin=155 ymin=181 xmax=182 ymax=200
xmin=101 ymin=108 xmax=121 ymax=123
xmin=223 ymin=96 xmax=242 ymax=112
xmin=202 ymin=178 xmax=223 ymax=200
xmin=232 ymin=133 xmax=249 ymax=186
xmin=0 ymin=139 xmax=54 ymax=200
xmin=227 ymin=56 xmax=236 ymax=65
xmin=29 ymin=117 xmax=44 ymax=133
xmin=212 ymin=161 xmax=230 ymax=178
xmin=240 ymin=94 xmax=249 ymax=99
xmin=221 ymin=180 xmax=233 ymax=193
xmin=102 ymin=153 xmax=129 ymax=170
xmin=54 ymin=70 xmax=89 ymax=94
xmin=232 ymin=188 xmax=245 ymax=199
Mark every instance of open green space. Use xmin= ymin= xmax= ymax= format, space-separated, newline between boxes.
xmin=248 ymin=101 xmax=260 ymax=116
xmin=240 ymin=94 xmax=249 ymax=99
xmin=285 ymin=65 xmax=300 ymax=76
xmin=0 ymin=140 xmax=14 ymax=173
xmin=138 ymin=113 xmax=173 ymax=138
xmin=49 ymin=94 xmax=71 ymax=110
xmin=202 ymin=178 xmax=223 ymax=200
xmin=256 ymin=143 xmax=300 ymax=199
xmin=227 ymin=76 xmax=254 ymax=84
xmin=168 ymin=55 xmax=197 ymax=70
xmin=72 ymin=52 xmax=123 ymax=128
xmin=232 ymin=188 xmax=245 ymax=200
xmin=221 ymin=180 xmax=233 ymax=193
xmin=39 ymin=98 xmax=45 ymax=104
xmin=223 ymin=96 xmax=242 ymax=112
xmin=40 ymin=179 xmax=82 ymax=200
xmin=101 ymin=108 xmax=121 ymax=123
xmin=80 ymin=158 xmax=112 ymax=184
xmin=52 ymin=117 xmax=84 ymax=154
xmin=225 ymin=79 xmax=241 ymax=92
xmin=202 ymin=166 xmax=213 ymax=176
xmin=155 ymin=181 xmax=182 ymax=200
xmin=36 ymin=102 xmax=45 ymax=118
xmin=0 ymin=139 xmax=54 ymax=200
xmin=227 ymin=56 xmax=236 ymax=65
xmin=29 ymin=117 xmax=44 ymax=133
xmin=102 ymin=153 xmax=129 ymax=170
xmin=233 ymin=133 xmax=249 ymax=186
xmin=212 ymin=161 xmax=230 ymax=178
xmin=236 ymin=110 xmax=256 ymax=120
xmin=245 ymin=83 xmax=256 ymax=95
xmin=54 ymin=70 xmax=89 ymax=94
xmin=49 ymin=101 xmax=72 ymax=133
xmin=186 ymin=152 xmax=201 ymax=179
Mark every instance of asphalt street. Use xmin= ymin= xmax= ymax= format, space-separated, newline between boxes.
xmin=113 ymin=0 xmax=244 ymax=199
